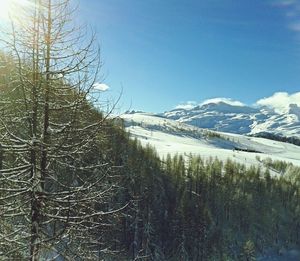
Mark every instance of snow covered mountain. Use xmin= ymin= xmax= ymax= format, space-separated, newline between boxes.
xmin=162 ymin=101 xmax=300 ymax=137
xmin=120 ymin=113 xmax=300 ymax=175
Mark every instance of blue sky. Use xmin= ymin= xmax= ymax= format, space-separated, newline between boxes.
xmin=76 ymin=0 xmax=300 ymax=113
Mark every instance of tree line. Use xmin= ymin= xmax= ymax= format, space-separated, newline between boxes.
xmin=106 ymin=139 xmax=300 ymax=260
xmin=0 ymin=0 xmax=299 ymax=260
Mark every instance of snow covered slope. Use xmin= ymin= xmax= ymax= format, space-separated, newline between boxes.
xmin=162 ymin=101 xmax=300 ymax=137
xmin=121 ymin=112 xmax=300 ymax=173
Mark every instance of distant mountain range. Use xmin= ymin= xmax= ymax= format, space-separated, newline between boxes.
xmin=161 ymin=101 xmax=300 ymax=137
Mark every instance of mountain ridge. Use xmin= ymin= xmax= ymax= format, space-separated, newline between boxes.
xmin=161 ymin=99 xmax=300 ymax=137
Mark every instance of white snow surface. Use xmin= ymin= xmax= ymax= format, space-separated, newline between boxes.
xmin=163 ymin=101 xmax=300 ymax=137
xmin=121 ymin=113 xmax=300 ymax=174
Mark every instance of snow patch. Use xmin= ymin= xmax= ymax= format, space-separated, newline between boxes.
xmin=121 ymin=113 xmax=300 ymax=175
xmin=201 ymin=97 xmax=245 ymax=107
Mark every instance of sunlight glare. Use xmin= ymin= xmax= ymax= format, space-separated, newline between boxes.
xmin=0 ymin=0 xmax=31 ymax=23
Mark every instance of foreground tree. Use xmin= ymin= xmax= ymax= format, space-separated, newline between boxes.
xmin=0 ymin=0 xmax=122 ymax=259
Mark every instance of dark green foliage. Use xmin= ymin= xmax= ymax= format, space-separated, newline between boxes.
xmin=103 ymin=126 xmax=300 ymax=260
xmin=241 ymin=240 xmax=256 ymax=261
xmin=203 ymin=130 xmax=222 ymax=139
xmin=261 ymin=158 xmax=292 ymax=173
xmin=251 ymin=132 xmax=300 ymax=147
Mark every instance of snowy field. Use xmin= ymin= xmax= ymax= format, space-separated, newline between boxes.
xmin=121 ymin=113 xmax=300 ymax=174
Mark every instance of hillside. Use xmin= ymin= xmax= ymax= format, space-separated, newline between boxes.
xmin=118 ymin=112 xmax=300 ymax=260
xmin=121 ymin=110 xmax=300 ymax=175
xmin=121 ymin=112 xmax=300 ymax=174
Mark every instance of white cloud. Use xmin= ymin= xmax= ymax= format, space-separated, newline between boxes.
xmin=274 ymin=0 xmax=297 ymax=7
xmin=273 ymin=0 xmax=300 ymax=33
xmin=175 ymin=98 xmax=245 ymax=110
xmin=256 ymin=92 xmax=300 ymax=113
xmin=92 ymin=82 xmax=110 ymax=91
xmin=175 ymin=101 xmax=197 ymax=110
xmin=201 ymin=98 xmax=245 ymax=107
xmin=286 ymin=11 xmax=297 ymax=17
xmin=289 ymin=22 xmax=300 ymax=31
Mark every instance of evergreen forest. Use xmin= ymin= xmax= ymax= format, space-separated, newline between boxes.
xmin=0 ymin=0 xmax=299 ymax=260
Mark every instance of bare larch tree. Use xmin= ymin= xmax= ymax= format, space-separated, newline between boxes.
xmin=0 ymin=0 xmax=123 ymax=259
